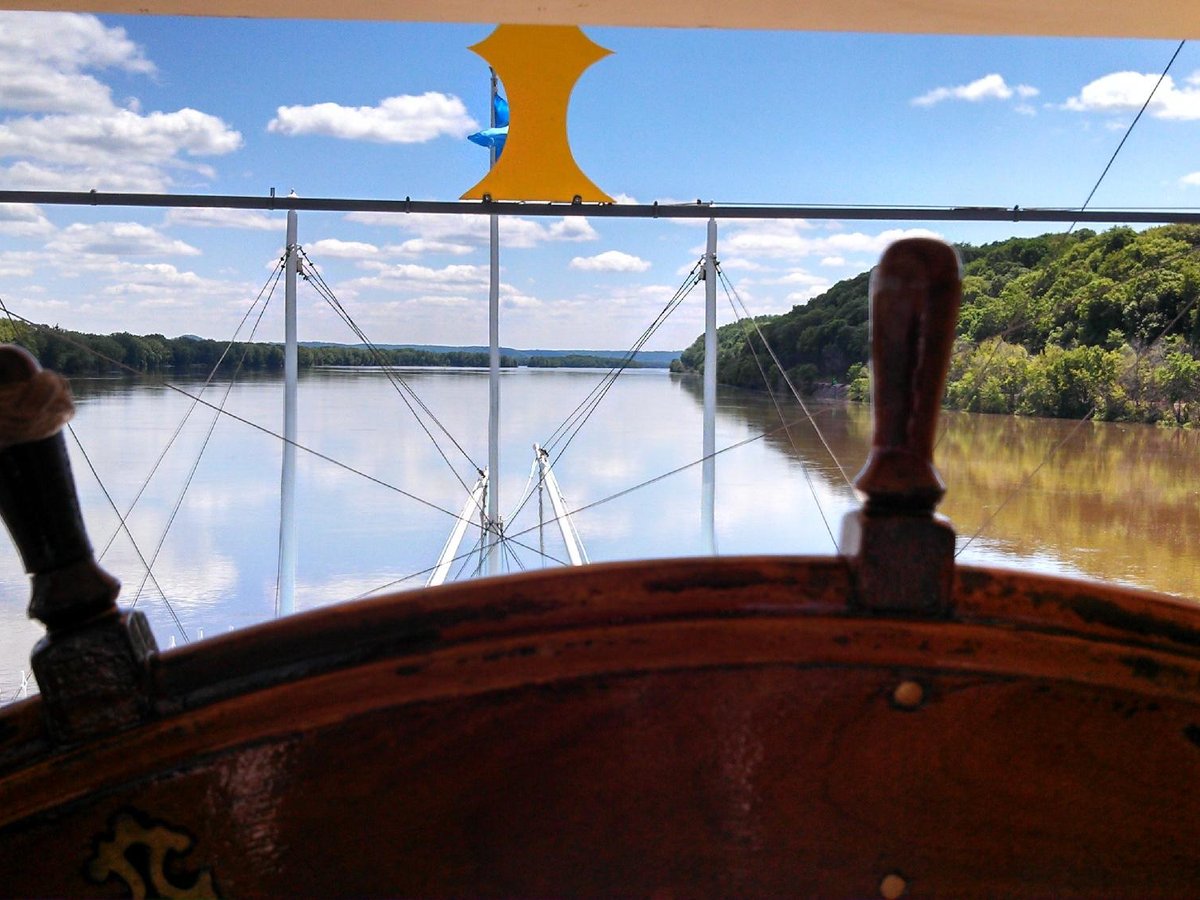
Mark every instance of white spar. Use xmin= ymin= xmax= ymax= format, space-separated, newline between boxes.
xmin=427 ymin=470 xmax=489 ymax=587
xmin=535 ymin=444 xmax=588 ymax=567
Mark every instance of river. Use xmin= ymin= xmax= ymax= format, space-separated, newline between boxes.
xmin=1 ymin=366 xmax=1198 ymax=702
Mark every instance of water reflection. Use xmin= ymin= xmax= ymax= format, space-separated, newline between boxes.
xmin=676 ymin=377 xmax=1200 ymax=599
xmin=1 ymin=368 xmax=1197 ymax=702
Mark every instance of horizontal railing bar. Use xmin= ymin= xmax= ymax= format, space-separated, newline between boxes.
xmin=3 ymin=190 xmax=1200 ymax=225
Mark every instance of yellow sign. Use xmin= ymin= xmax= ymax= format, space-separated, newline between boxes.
xmin=462 ymin=25 xmax=612 ymax=203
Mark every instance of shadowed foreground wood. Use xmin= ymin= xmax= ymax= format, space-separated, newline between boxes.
xmin=2 ymin=239 xmax=1200 ymax=897
xmin=2 ymin=560 xmax=1200 ymax=896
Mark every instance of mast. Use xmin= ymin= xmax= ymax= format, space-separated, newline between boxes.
xmin=535 ymin=445 xmax=587 ymax=567
xmin=487 ymin=66 xmax=502 ymax=575
xmin=702 ymin=218 xmax=717 ymax=555
xmin=277 ymin=206 xmax=298 ymax=616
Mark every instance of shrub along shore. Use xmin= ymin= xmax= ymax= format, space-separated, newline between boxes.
xmin=676 ymin=225 xmax=1200 ymax=426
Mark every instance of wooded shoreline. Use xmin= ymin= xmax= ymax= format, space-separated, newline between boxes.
xmin=0 ymin=322 xmax=662 ymax=375
xmin=677 ymin=225 xmax=1200 ymax=426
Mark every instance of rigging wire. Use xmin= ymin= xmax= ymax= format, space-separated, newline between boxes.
xmin=299 ymin=250 xmax=481 ymax=493
xmin=502 ymin=538 xmax=527 ymax=574
xmin=717 ymin=274 xmax=842 ymax=552
xmin=130 ymin=272 xmax=279 ymax=615
xmin=717 ymin=266 xmax=854 ymax=490
xmin=955 ymin=408 xmax=1096 ymax=558
xmin=925 ymin=32 xmax=1190 ymax=532
xmin=450 ymin=530 xmax=488 ymax=584
xmin=940 ymin=249 xmax=1200 ymax=553
xmin=97 ymin=259 xmax=287 ymax=560
xmin=0 ymin=297 xmax=191 ymax=646
xmin=928 ymin=43 xmax=1188 ymax=447
xmin=0 ymin=308 xmax=468 ymax=524
xmin=503 ymin=260 xmax=704 ymax=532
xmin=543 ymin=259 xmax=705 ymax=454
xmin=1069 ymin=40 xmax=1187 ymax=234
xmin=348 ymin=413 xmax=808 ymax=602
xmin=65 ymin=425 xmax=191 ymax=643
xmin=510 ymin=416 xmax=811 ymax=546
xmin=955 ymin=283 xmax=1200 ymax=557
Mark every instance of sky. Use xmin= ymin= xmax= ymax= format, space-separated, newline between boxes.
xmin=0 ymin=13 xmax=1197 ymax=350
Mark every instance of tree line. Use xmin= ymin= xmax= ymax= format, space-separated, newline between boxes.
xmin=525 ymin=354 xmax=649 ymax=368
xmin=0 ymin=322 xmax=520 ymax=375
xmin=676 ymin=225 xmax=1200 ymax=426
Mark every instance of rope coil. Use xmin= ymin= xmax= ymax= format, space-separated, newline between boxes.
xmin=0 ymin=368 xmax=74 ymax=451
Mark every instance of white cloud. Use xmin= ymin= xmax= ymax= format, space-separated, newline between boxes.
xmin=819 ymin=256 xmax=846 ymax=267
xmin=777 ymin=269 xmax=827 ymax=286
xmin=0 ymin=13 xmax=153 ymax=114
xmin=96 ymin=262 xmax=221 ymax=296
xmin=912 ymin=74 xmax=1035 ymax=107
xmin=346 ymin=262 xmax=489 ymax=293
xmin=0 ymin=108 xmax=241 ymax=191
xmin=165 ymin=208 xmax=284 ymax=231
xmin=345 ymin=212 xmax=598 ymax=250
xmin=1064 ymin=71 xmax=1200 ymax=120
xmin=0 ymin=14 xmax=241 ymax=192
xmin=786 ymin=284 xmax=831 ymax=303
xmin=708 ymin=258 xmax=762 ymax=272
xmin=0 ymin=108 xmax=241 ymax=166
xmin=501 ymin=285 xmax=542 ymax=309
xmin=47 ymin=222 xmax=201 ymax=257
xmin=268 ymin=93 xmax=477 ymax=143
xmin=547 ymin=218 xmax=599 ymax=242
xmin=569 ymin=250 xmax=651 ymax=273
xmin=0 ymin=250 xmax=40 ymax=277
xmin=0 ymin=203 xmax=54 ymax=237
xmin=715 ymin=220 xmax=821 ymax=258
xmin=389 ymin=238 xmax=474 ymax=256
xmin=304 ymin=238 xmax=380 ymax=260
xmin=0 ymin=159 xmax=170 ymax=192
xmin=1181 ymin=172 xmax=1200 ymax=187
xmin=722 ymin=223 xmax=943 ymax=261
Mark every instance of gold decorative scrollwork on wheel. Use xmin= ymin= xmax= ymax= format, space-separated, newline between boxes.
xmin=87 ymin=809 xmax=218 ymax=899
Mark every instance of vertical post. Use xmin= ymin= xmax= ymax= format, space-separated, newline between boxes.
xmin=702 ymin=218 xmax=718 ymax=555
xmin=487 ymin=67 xmax=502 ymax=575
xmin=277 ymin=208 xmax=298 ymax=615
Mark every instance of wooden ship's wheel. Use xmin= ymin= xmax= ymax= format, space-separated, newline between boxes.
xmin=1 ymin=239 xmax=1199 ymax=897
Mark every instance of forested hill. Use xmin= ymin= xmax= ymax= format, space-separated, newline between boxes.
xmin=676 ymin=225 xmax=1200 ymax=425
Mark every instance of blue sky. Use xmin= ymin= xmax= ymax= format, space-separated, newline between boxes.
xmin=0 ymin=12 xmax=1197 ymax=350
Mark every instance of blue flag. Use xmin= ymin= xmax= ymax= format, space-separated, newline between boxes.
xmin=468 ymin=93 xmax=509 ymax=159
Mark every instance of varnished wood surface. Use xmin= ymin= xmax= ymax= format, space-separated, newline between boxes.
xmin=4 ymin=0 xmax=1200 ymax=40
xmin=3 ymin=557 xmax=1200 ymax=896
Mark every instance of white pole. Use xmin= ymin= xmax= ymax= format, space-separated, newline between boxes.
xmin=486 ymin=68 xmax=502 ymax=575
xmin=535 ymin=445 xmax=586 ymax=566
xmin=427 ymin=472 xmax=488 ymax=587
xmin=702 ymin=218 xmax=717 ymax=555
xmin=277 ymin=207 xmax=298 ymax=615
